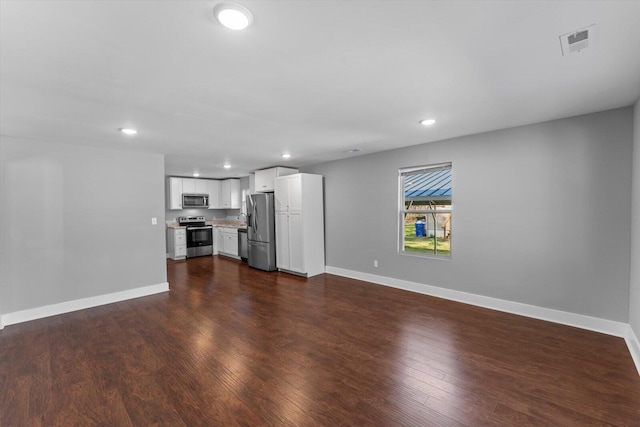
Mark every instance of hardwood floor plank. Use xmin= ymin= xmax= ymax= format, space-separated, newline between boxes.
xmin=1 ymin=255 xmax=639 ymax=426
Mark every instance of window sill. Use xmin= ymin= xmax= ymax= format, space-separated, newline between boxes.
xmin=399 ymin=251 xmax=451 ymax=261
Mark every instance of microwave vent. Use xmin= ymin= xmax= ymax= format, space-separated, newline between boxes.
xmin=560 ymin=23 xmax=598 ymax=56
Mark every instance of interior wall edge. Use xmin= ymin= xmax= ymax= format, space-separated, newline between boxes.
xmin=325 ymin=265 xmax=640 ymax=375
xmin=625 ymin=325 xmax=640 ymax=376
xmin=0 ymin=282 xmax=169 ymax=328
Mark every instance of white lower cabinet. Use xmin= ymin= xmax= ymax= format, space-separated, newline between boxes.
xmin=218 ymin=227 xmax=239 ymax=258
xmin=276 ymin=212 xmax=305 ymax=273
xmin=167 ymin=228 xmax=187 ymax=260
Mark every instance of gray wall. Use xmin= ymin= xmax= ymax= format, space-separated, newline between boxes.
xmin=0 ymin=136 xmax=167 ymax=314
xmin=303 ymin=108 xmax=633 ymax=322
xmin=630 ymin=99 xmax=640 ymax=335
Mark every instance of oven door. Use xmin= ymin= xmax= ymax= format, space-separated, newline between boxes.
xmin=186 ymin=226 xmax=213 ymax=247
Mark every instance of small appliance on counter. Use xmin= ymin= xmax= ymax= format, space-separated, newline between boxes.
xmin=179 ymin=216 xmax=213 ymax=258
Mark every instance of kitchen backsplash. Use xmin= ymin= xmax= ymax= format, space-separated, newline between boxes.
xmin=164 ymin=208 xmax=241 ymax=224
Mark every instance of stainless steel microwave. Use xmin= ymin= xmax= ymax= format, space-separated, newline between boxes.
xmin=182 ymin=193 xmax=209 ymax=208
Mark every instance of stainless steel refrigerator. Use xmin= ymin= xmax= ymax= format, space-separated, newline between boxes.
xmin=247 ymin=193 xmax=277 ymax=271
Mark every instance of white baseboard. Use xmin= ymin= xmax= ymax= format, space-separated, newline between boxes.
xmin=0 ymin=282 xmax=169 ymax=328
xmin=326 ymin=266 xmax=628 ymax=337
xmin=625 ymin=325 xmax=640 ymax=376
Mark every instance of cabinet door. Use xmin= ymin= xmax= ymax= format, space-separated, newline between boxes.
xmin=168 ymin=178 xmax=183 ymax=210
xmin=220 ymin=180 xmax=230 ymax=208
xmin=175 ymin=244 xmax=187 ymax=257
xmin=255 ymin=168 xmax=276 ymax=192
xmin=195 ymin=179 xmax=208 ymax=194
xmin=229 ymin=179 xmax=241 ymax=209
xmin=182 ymin=178 xmax=196 ymax=194
xmin=288 ymin=212 xmax=304 ymax=273
xmin=274 ymin=176 xmax=287 ymax=212
xmin=275 ymin=212 xmax=290 ymax=269
xmin=208 ymin=180 xmax=221 ymax=209
xmin=228 ymin=232 xmax=239 ymax=256
xmin=287 ymin=175 xmax=303 ymax=212
xmin=220 ymin=179 xmax=240 ymax=209
xmin=216 ymin=228 xmax=223 ymax=254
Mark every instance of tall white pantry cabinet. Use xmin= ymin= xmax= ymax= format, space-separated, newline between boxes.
xmin=274 ymin=173 xmax=325 ymax=277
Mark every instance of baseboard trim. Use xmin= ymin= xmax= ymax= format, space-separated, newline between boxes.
xmin=1 ymin=282 xmax=169 ymax=328
xmin=325 ymin=266 xmax=629 ymax=337
xmin=625 ymin=325 xmax=640 ymax=376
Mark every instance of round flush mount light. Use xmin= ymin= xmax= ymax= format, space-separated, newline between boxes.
xmin=193 ymin=172 xmax=200 ymax=177
xmin=420 ymin=119 xmax=437 ymax=126
xmin=281 ymin=153 xmax=291 ymax=159
xmin=213 ymin=3 xmax=253 ymax=30
xmin=119 ymin=128 xmax=137 ymax=135
xmin=223 ymin=163 xmax=232 ymax=169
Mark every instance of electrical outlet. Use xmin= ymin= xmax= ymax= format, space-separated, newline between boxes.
xmin=151 ymin=217 xmax=157 ymax=225
xmin=373 ymin=260 xmax=378 ymax=268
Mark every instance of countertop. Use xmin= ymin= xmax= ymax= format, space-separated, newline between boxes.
xmin=166 ymin=220 xmax=246 ymax=230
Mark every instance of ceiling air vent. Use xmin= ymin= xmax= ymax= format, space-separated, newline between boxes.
xmin=559 ymin=24 xmax=598 ymax=56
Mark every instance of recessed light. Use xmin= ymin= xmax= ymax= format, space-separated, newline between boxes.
xmin=223 ymin=163 xmax=231 ymax=169
xmin=420 ymin=119 xmax=436 ymax=126
xmin=119 ymin=128 xmax=137 ymax=135
xmin=346 ymin=148 xmax=361 ymax=153
xmin=213 ymin=3 xmax=253 ymax=30
xmin=193 ymin=172 xmax=200 ymax=177
xmin=281 ymin=153 xmax=291 ymax=159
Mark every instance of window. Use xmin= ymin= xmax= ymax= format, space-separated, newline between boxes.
xmin=399 ymin=163 xmax=452 ymax=257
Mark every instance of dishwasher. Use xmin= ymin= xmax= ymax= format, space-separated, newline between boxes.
xmin=238 ymin=228 xmax=248 ymax=261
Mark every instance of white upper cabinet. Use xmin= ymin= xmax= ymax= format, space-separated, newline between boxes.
xmin=167 ymin=177 xmax=183 ymax=210
xmin=167 ymin=177 xmax=233 ymax=210
xmin=274 ymin=174 xmax=303 ymax=212
xmin=182 ymin=178 xmax=196 ymax=194
xmin=254 ymin=167 xmax=298 ymax=193
xmin=208 ymin=180 xmax=221 ymax=209
xmin=220 ymin=179 xmax=241 ymax=209
xmin=195 ymin=179 xmax=209 ymax=194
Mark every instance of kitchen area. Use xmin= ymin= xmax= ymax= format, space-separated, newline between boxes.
xmin=165 ymin=167 xmax=326 ymax=277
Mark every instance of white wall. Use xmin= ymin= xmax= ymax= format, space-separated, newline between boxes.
xmin=303 ymin=108 xmax=633 ymax=322
xmin=630 ymin=99 xmax=640 ymax=339
xmin=0 ymin=136 xmax=167 ymax=316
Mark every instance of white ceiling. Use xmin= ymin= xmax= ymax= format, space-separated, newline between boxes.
xmin=2 ymin=0 xmax=640 ymax=178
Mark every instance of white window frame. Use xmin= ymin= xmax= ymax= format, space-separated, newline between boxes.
xmin=398 ymin=162 xmax=452 ymax=258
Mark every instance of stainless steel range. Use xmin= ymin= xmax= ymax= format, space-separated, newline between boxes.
xmin=178 ymin=216 xmax=213 ymax=258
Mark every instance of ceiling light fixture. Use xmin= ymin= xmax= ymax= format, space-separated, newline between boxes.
xmin=346 ymin=148 xmax=361 ymax=153
xmin=420 ymin=119 xmax=436 ymax=126
xmin=119 ymin=128 xmax=137 ymax=135
xmin=281 ymin=153 xmax=291 ymax=159
xmin=223 ymin=163 xmax=231 ymax=169
xmin=193 ymin=172 xmax=200 ymax=177
xmin=213 ymin=3 xmax=253 ymax=30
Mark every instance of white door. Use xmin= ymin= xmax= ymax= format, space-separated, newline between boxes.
xmin=276 ymin=212 xmax=290 ymax=269
xmin=288 ymin=212 xmax=304 ymax=273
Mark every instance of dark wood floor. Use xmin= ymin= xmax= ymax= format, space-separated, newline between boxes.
xmin=1 ymin=256 xmax=639 ymax=426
